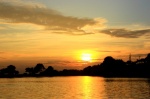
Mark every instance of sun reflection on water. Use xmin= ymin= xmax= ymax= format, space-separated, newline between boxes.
xmin=80 ymin=76 xmax=106 ymax=99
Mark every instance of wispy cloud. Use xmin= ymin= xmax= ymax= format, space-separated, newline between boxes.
xmin=97 ymin=50 xmax=121 ymax=53
xmin=118 ymin=53 xmax=148 ymax=59
xmin=0 ymin=51 xmax=5 ymax=54
xmin=131 ymin=53 xmax=148 ymax=57
xmin=0 ymin=0 xmax=46 ymax=8
xmin=0 ymin=0 xmax=106 ymax=35
xmin=101 ymin=28 xmax=150 ymax=38
xmin=1 ymin=0 xmax=150 ymax=37
xmin=44 ymin=60 xmax=87 ymax=67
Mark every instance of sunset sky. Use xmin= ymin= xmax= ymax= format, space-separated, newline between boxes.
xmin=0 ymin=0 xmax=150 ymax=72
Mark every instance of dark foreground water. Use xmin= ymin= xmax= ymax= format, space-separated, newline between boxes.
xmin=0 ymin=76 xmax=150 ymax=99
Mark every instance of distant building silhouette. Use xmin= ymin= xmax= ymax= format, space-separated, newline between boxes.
xmin=129 ymin=54 xmax=131 ymax=62
xmin=126 ymin=54 xmax=132 ymax=65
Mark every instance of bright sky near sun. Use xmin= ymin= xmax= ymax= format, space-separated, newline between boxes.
xmin=0 ymin=0 xmax=150 ymax=71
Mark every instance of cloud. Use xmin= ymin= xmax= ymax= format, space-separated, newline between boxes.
xmin=118 ymin=53 xmax=148 ymax=59
xmin=81 ymin=18 xmax=107 ymax=33
xmin=103 ymin=41 xmax=144 ymax=49
xmin=143 ymin=42 xmax=150 ymax=49
xmin=101 ymin=28 xmax=150 ymax=38
xmin=44 ymin=60 xmax=87 ymax=68
xmin=97 ymin=50 xmax=121 ymax=53
xmin=131 ymin=53 xmax=148 ymax=57
xmin=0 ymin=0 xmax=106 ymax=35
xmin=1 ymin=0 xmax=149 ymax=37
xmin=0 ymin=51 xmax=5 ymax=54
xmin=0 ymin=0 xmax=46 ymax=8
xmin=0 ymin=38 xmax=39 ymax=44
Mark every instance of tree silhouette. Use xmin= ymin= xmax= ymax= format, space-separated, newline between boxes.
xmin=34 ymin=63 xmax=45 ymax=74
xmin=25 ymin=67 xmax=34 ymax=75
xmin=100 ymin=56 xmax=115 ymax=76
xmin=7 ymin=65 xmax=18 ymax=76
xmin=41 ymin=66 xmax=55 ymax=76
xmin=0 ymin=65 xmax=19 ymax=77
xmin=145 ymin=53 xmax=150 ymax=63
xmin=0 ymin=68 xmax=7 ymax=76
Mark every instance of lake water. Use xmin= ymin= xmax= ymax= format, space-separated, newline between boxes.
xmin=0 ymin=76 xmax=150 ymax=99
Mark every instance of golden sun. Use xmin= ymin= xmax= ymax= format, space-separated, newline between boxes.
xmin=81 ymin=53 xmax=92 ymax=62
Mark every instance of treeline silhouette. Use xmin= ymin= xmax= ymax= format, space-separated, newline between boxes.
xmin=1 ymin=53 xmax=150 ymax=78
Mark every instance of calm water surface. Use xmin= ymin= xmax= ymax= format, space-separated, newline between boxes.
xmin=0 ymin=76 xmax=150 ymax=99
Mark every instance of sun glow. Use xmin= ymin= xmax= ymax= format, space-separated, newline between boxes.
xmin=81 ymin=53 xmax=92 ymax=62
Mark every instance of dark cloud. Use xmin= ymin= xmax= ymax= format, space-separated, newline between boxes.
xmin=0 ymin=1 xmax=101 ymax=35
xmin=44 ymin=60 xmax=87 ymax=65
xmin=45 ymin=60 xmax=72 ymax=64
xmin=101 ymin=28 xmax=150 ymax=38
